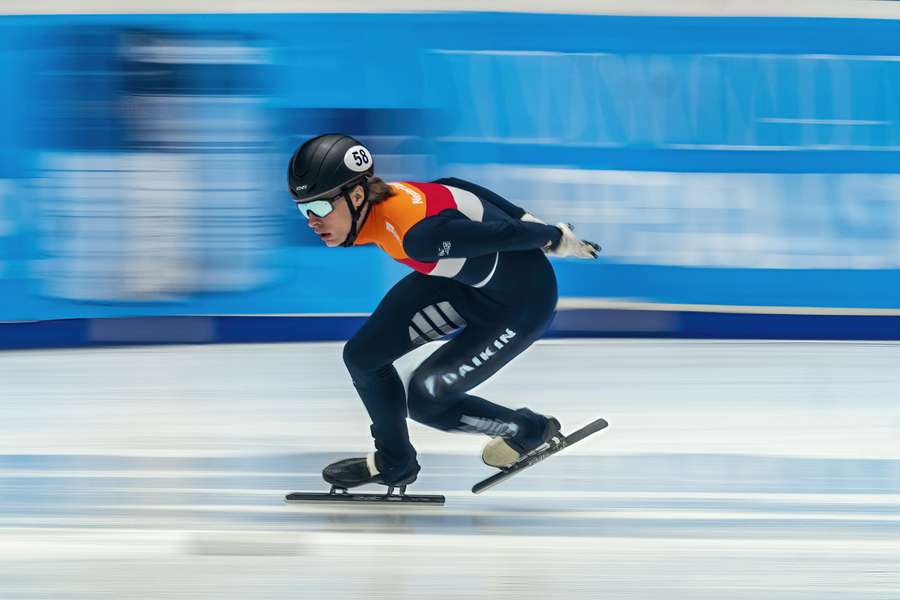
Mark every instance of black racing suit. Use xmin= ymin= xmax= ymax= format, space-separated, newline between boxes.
xmin=343 ymin=177 xmax=562 ymax=483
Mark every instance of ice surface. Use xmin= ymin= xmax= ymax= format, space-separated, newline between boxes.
xmin=1 ymin=339 xmax=899 ymax=599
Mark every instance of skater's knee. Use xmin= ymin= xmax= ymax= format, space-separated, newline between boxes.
xmin=407 ymin=369 xmax=450 ymax=425
xmin=341 ymin=338 xmax=357 ymax=371
xmin=407 ymin=368 xmax=438 ymax=402
xmin=408 ymin=355 xmax=475 ymax=402
xmin=342 ymin=336 xmax=371 ymax=375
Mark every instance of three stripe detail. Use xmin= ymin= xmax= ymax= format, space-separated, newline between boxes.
xmin=408 ymin=301 xmax=466 ymax=345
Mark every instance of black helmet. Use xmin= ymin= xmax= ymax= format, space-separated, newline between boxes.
xmin=287 ymin=133 xmax=375 ymax=247
xmin=288 ymin=133 xmax=374 ymax=202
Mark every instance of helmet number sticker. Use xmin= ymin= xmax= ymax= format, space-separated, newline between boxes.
xmin=344 ymin=145 xmax=372 ymax=172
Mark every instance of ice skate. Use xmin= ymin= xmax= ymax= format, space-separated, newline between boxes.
xmin=473 ymin=417 xmax=609 ymax=494
xmin=481 ymin=408 xmax=562 ymax=468
xmin=322 ymin=454 xmax=419 ymax=492
xmin=285 ymin=454 xmax=444 ymax=505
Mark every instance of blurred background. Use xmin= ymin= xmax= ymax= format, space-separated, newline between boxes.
xmin=2 ymin=3 xmax=900 ymax=600
xmin=2 ymin=2 xmax=900 ymax=343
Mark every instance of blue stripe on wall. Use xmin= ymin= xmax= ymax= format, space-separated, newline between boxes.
xmin=438 ymin=146 xmax=900 ymax=174
xmin=2 ymin=311 xmax=899 ymax=351
xmin=6 ymin=14 xmax=900 ymax=55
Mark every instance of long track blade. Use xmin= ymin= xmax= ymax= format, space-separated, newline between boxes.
xmin=472 ymin=418 xmax=608 ymax=494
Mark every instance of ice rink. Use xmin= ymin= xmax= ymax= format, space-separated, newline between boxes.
xmin=1 ymin=339 xmax=900 ymax=599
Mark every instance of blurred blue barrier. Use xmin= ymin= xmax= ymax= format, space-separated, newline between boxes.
xmin=1 ymin=12 xmax=899 ymax=343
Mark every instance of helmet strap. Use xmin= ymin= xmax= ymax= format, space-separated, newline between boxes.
xmin=340 ymin=178 xmax=371 ymax=247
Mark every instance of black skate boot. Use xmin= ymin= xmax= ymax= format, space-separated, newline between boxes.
xmin=286 ymin=453 xmax=442 ymax=504
xmin=322 ymin=454 xmax=420 ymax=494
xmin=481 ymin=408 xmax=562 ymax=468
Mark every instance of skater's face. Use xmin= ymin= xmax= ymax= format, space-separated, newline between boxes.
xmin=306 ymin=184 xmax=366 ymax=247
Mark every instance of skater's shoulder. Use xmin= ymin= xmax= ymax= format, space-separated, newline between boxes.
xmin=373 ymin=180 xmax=462 ymax=222
xmin=354 ymin=183 xmax=427 ymax=252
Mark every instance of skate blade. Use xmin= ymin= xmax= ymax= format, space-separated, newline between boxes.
xmin=472 ymin=417 xmax=609 ymax=495
xmin=285 ymin=488 xmax=445 ymax=505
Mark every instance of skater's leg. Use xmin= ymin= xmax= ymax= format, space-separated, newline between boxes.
xmin=342 ymin=272 xmax=466 ymax=482
xmin=408 ymin=251 xmax=559 ymax=460
xmin=405 ymin=317 xmax=552 ymax=443
xmin=405 ymin=252 xmax=559 ymax=449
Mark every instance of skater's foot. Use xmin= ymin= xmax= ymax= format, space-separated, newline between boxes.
xmin=322 ymin=454 xmax=420 ymax=490
xmin=481 ymin=408 xmax=561 ymax=468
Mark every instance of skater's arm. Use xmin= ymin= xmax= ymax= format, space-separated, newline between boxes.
xmin=431 ymin=177 xmax=527 ymax=220
xmin=403 ymin=212 xmax=562 ymax=261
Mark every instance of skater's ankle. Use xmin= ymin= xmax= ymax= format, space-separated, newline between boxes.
xmin=512 ymin=414 xmax=554 ymax=450
xmin=374 ymin=454 xmax=420 ymax=486
xmin=366 ymin=453 xmax=379 ymax=477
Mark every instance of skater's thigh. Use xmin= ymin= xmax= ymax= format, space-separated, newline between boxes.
xmin=407 ymin=296 xmax=555 ymax=398
xmin=345 ymin=272 xmax=470 ymax=370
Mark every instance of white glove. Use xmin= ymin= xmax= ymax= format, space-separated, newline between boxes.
xmin=520 ymin=212 xmax=546 ymax=225
xmin=545 ymin=223 xmax=601 ymax=259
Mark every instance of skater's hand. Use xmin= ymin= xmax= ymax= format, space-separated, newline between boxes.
xmin=545 ymin=223 xmax=601 ymax=259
